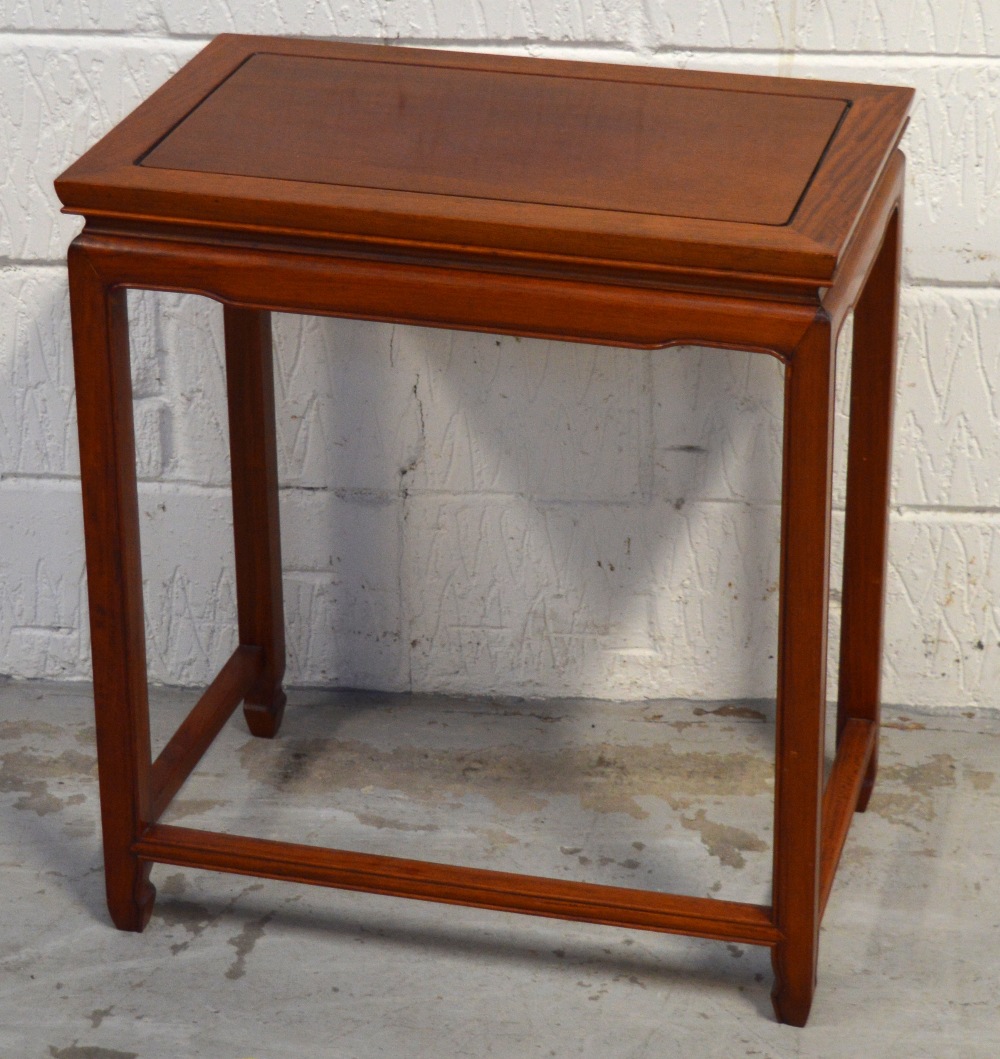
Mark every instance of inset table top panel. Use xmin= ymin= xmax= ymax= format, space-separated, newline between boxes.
xmin=141 ymin=53 xmax=846 ymax=227
xmin=56 ymin=35 xmax=913 ymax=286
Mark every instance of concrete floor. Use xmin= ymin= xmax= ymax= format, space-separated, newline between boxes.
xmin=1 ymin=679 xmax=997 ymax=1058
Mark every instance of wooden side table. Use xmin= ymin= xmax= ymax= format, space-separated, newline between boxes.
xmin=55 ymin=35 xmax=912 ymax=1025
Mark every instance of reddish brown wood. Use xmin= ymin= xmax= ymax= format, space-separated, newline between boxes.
xmin=56 ymin=36 xmax=913 ymax=1025
xmin=149 ymin=645 xmax=263 ymax=820
xmin=69 ymin=229 xmax=818 ymax=355
xmin=836 ymin=205 xmax=903 ymax=811
xmin=143 ymin=52 xmax=845 ymax=227
xmin=224 ymin=306 xmax=287 ymax=737
xmin=769 ymin=315 xmax=837 ymax=1027
xmin=820 ymin=719 xmax=877 ymax=915
xmin=822 ymin=151 xmax=905 ymax=331
xmin=67 ymin=241 xmax=155 ymax=932
xmin=55 ymin=36 xmax=912 ymax=287
xmin=134 ymin=824 xmax=781 ymax=945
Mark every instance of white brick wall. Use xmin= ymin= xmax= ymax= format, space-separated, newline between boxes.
xmin=2 ymin=4 xmax=997 ymax=710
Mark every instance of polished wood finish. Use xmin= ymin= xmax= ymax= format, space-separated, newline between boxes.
xmin=56 ymin=35 xmax=911 ymax=285
xmin=770 ymin=314 xmax=836 ymax=1026
xmin=149 ymin=645 xmax=263 ymax=821
xmin=58 ymin=230 xmax=821 ymax=352
xmin=224 ymin=306 xmax=287 ymax=737
xmin=820 ymin=718 xmax=877 ymax=915
xmin=56 ymin=35 xmax=912 ymax=1026
xmin=67 ymin=242 xmax=156 ymax=932
xmin=136 ymin=824 xmax=781 ymax=945
xmin=836 ymin=207 xmax=902 ymax=810
xmin=142 ymin=52 xmax=846 ymax=226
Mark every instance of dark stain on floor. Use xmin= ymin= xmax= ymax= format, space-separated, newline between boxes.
xmin=680 ymin=809 xmax=767 ymax=869
xmin=0 ymin=748 xmax=96 ymax=815
xmin=692 ymin=704 xmax=767 ymax=722
xmin=239 ymin=737 xmax=772 ymax=820
xmin=88 ymin=1007 xmax=113 ymax=1029
xmin=869 ymin=753 xmax=957 ymax=827
xmin=0 ymin=720 xmax=62 ymax=739
xmin=48 ymin=1045 xmax=138 ymax=1059
xmin=226 ymin=912 xmax=274 ymax=980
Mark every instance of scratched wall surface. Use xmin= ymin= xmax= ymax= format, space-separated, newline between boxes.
xmin=1 ymin=5 xmax=998 ymax=709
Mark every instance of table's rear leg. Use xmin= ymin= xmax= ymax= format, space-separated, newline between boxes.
xmin=770 ymin=316 xmax=836 ymax=1026
xmin=224 ymin=305 xmax=287 ymax=737
xmin=836 ymin=207 xmax=902 ymax=811
xmin=68 ymin=241 xmax=156 ymax=930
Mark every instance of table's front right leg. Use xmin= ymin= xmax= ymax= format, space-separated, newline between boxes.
xmin=770 ymin=315 xmax=836 ymax=1026
xmin=68 ymin=239 xmax=156 ymax=931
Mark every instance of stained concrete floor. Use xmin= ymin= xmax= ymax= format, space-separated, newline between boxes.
xmin=1 ymin=678 xmax=998 ymax=1058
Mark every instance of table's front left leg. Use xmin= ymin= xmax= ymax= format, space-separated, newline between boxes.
xmin=68 ymin=240 xmax=156 ymax=931
xmin=770 ymin=315 xmax=837 ymax=1026
xmin=224 ymin=306 xmax=287 ymax=738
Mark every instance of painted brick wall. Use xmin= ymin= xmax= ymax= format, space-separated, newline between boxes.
xmin=2 ymin=3 xmax=998 ymax=709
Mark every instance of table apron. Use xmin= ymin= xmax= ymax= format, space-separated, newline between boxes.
xmin=72 ymin=230 xmax=820 ymax=358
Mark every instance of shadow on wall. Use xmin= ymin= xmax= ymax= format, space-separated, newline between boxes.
xmin=397 ymin=324 xmax=787 ymax=702
xmin=2 ymin=272 xmax=823 ymax=703
xmin=0 ymin=267 xmax=90 ymax=680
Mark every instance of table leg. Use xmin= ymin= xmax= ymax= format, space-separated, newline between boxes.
xmin=770 ymin=315 xmax=836 ymax=1026
xmin=836 ymin=208 xmax=901 ymax=810
xmin=68 ymin=241 xmax=156 ymax=930
xmin=224 ymin=305 xmax=287 ymax=737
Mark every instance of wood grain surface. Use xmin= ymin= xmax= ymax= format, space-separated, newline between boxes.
xmin=142 ymin=52 xmax=846 ymax=226
xmin=56 ymin=35 xmax=912 ymax=284
xmin=56 ymin=35 xmax=913 ymax=1027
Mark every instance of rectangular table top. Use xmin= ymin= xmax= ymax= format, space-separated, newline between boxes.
xmin=56 ymin=35 xmax=913 ymax=288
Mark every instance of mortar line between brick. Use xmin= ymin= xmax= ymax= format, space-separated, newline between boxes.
xmin=0 ymin=31 xmax=631 ymax=48
xmin=12 ymin=476 xmax=1000 ymax=520
xmin=894 ymin=506 xmax=1000 ymax=521
xmin=652 ymin=48 xmax=1000 ymax=62
xmin=2 ymin=474 xmax=789 ymax=506
xmin=3 ymin=32 xmax=999 ymax=63
xmin=400 ymin=332 xmax=418 ymax=694
xmin=906 ymin=282 xmax=1000 ymax=293
xmin=641 ymin=349 xmax=655 ymax=503
xmin=1 ymin=260 xmax=70 ymax=268
xmin=0 ymin=29 xmax=211 ymax=43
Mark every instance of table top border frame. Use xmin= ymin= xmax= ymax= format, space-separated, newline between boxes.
xmin=55 ymin=34 xmax=914 ymax=288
